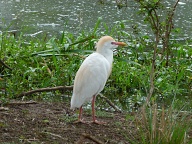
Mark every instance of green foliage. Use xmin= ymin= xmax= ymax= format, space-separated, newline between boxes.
xmin=0 ymin=17 xmax=191 ymax=110
xmin=130 ymin=104 xmax=192 ymax=144
xmin=0 ymin=31 xmax=94 ymax=100
xmin=60 ymin=114 xmax=77 ymax=123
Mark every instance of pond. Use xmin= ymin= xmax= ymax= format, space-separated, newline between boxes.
xmin=0 ymin=0 xmax=192 ymax=39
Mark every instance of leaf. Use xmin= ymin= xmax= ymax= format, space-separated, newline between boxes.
xmin=67 ymin=49 xmax=94 ymax=53
xmin=115 ymin=56 xmax=141 ymax=66
xmin=66 ymin=36 xmax=72 ymax=44
xmin=120 ymin=22 xmax=125 ymax=29
xmin=64 ymin=44 xmax=70 ymax=50
xmin=92 ymin=17 xmax=102 ymax=35
xmin=68 ymin=35 xmax=94 ymax=46
xmin=60 ymin=31 xmax=65 ymax=44
xmin=153 ymin=0 xmax=159 ymax=3
xmin=31 ymin=49 xmax=57 ymax=56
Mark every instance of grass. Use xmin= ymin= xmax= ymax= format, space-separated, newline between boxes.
xmin=0 ymin=17 xmax=192 ymax=143
xmin=1 ymin=20 xmax=191 ymax=105
xmin=130 ymin=104 xmax=192 ymax=144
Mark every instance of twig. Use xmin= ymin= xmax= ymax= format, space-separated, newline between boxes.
xmin=43 ymin=132 xmax=67 ymax=141
xmin=76 ymin=133 xmax=104 ymax=144
xmin=164 ymin=0 xmax=180 ymax=66
xmin=98 ymin=93 xmax=122 ymax=113
xmin=16 ymin=86 xmax=73 ymax=98
xmin=0 ymin=107 xmax=9 ymax=111
xmin=0 ymin=100 xmax=38 ymax=106
xmin=26 ymin=138 xmax=39 ymax=143
xmin=0 ymin=59 xmax=12 ymax=70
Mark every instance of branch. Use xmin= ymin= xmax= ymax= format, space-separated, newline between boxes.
xmin=163 ymin=0 xmax=180 ymax=65
xmin=16 ymin=86 xmax=73 ymax=98
xmin=98 ymin=93 xmax=122 ymax=113
xmin=172 ymin=0 xmax=180 ymax=13
xmin=167 ymin=0 xmax=180 ymax=34
xmin=0 ymin=59 xmax=12 ymax=70
xmin=16 ymin=86 xmax=120 ymax=113
xmin=76 ymin=133 xmax=104 ymax=144
xmin=0 ymin=107 xmax=9 ymax=111
xmin=148 ymin=10 xmax=158 ymax=33
xmin=0 ymin=100 xmax=37 ymax=106
xmin=137 ymin=1 xmax=160 ymax=35
xmin=43 ymin=132 xmax=67 ymax=141
xmin=146 ymin=29 xmax=158 ymax=105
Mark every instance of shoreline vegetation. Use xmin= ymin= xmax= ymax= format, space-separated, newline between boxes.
xmin=0 ymin=0 xmax=192 ymax=143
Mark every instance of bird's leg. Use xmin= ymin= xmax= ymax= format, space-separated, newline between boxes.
xmin=92 ymin=95 xmax=96 ymax=122
xmin=74 ymin=106 xmax=85 ymax=123
xmin=78 ymin=106 xmax=83 ymax=121
xmin=92 ymin=95 xmax=106 ymax=124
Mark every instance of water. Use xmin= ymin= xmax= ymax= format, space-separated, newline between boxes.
xmin=0 ymin=0 xmax=191 ymax=39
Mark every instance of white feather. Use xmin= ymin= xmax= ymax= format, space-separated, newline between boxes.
xmin=70 ymin=52 xmax=111 ymax=109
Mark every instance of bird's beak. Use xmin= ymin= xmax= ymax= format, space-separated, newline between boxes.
xmin=111 ymin=41 xmax=127 ymax=46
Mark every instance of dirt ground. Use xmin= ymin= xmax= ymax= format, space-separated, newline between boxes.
xmin=0 ymin=101 xmax=137 ymax=144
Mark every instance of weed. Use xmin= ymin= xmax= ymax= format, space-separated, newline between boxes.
xmin=131 ymin=104 xmax=192 ymax=144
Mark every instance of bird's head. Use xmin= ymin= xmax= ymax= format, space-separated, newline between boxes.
xmin=96 ymin=36 xmax=126 ymax=54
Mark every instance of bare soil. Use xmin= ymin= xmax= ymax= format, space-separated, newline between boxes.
xmin=0 ymin=101 xmax=136 ymax=144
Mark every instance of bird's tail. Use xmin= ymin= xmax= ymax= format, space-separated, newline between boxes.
xmin=70 ymin=93 xmax=81 ymax=109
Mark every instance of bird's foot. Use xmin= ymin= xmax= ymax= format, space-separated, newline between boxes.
xmin=73 ymin=119 xmax=86 ymax=124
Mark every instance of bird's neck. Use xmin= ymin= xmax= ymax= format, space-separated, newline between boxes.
xmin=105 ymin=52 xmax=113 ymax=65
xmin=97 ymin=49 xmax=113 ymax=65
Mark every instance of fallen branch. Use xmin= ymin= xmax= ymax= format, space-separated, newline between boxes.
xmin=43 ymin=131 xmax=67 ymax=141
xmin=76 ymin=133 xmax=104 ymax=144
xmin=0 ymin=107 xmax=9 ymax=111
xmin=16 ymin=86 xmax=73 ymax=98
xmin=98 ymin=93 xmax=122 ymax=113
xmin=0 ymin=100 xmax=38 ymax=106
xmin=16 ymin=86 xmax=121 ymax=113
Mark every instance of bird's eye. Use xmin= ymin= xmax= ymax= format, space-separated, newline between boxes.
xmin=111 ymin=42 xmax=115 ymax=45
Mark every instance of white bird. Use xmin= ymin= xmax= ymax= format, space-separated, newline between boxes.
xmin=70 ymin=36 xmax=126 ymax=124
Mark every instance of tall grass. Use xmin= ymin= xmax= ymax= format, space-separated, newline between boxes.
xmin=130 ymin=104 xmax=192 ymax=144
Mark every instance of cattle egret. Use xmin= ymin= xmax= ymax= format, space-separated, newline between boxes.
xmin=70 ymin=36 xmax=126 ymax=124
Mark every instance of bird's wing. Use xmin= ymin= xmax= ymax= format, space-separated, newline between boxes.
xmin=71 ymin=53 xmax=111 ymax=108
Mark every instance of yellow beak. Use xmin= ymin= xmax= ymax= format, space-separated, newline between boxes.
xmin=112 ymin=42 xmax=127 ymax=46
